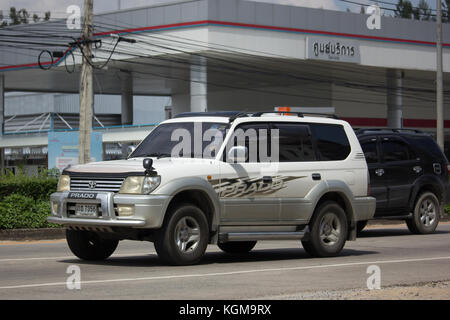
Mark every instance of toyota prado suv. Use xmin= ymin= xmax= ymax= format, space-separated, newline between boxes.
xmin=49 ymin=111 xmax=375 ymax=265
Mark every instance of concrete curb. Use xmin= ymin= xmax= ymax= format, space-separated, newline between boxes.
xmin=0 ymin=228 xmax=66 ymax=241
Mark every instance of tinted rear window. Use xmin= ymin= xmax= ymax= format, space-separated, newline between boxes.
xmin=309 ymin=124 xmax=351 ymax=161
xmin=408 ymin=136 xmax=447 ymax=162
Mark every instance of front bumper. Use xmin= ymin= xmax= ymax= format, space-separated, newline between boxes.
xmin=48 ymin=191 xmax=171 ymax=229
xmin=352 ymin=196 xmax=376 ymax=221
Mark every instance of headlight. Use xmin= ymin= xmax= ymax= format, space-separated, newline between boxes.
xmin=119 ymin=176 xmax=161 ymax=195
xmin=57 ymin=175 xmax=70 ymax=192
xmin=142 ymin=176 xmax=161 ymax=194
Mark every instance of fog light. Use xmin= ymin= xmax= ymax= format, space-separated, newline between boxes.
xmin=51 ymin=202 xmax=59 ymax=216
xmin=117 ymin=205 xmax=134 ymax=217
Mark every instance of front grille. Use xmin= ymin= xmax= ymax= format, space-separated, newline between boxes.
xmin=70 ymin=177 xmax=124 ymax=193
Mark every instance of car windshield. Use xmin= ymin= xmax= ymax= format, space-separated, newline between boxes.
xmin=129 ymin=122 xmax=230 ymax=159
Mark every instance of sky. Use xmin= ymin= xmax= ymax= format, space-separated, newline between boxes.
xmin=0 ymin=0 xmax=438 ymax=20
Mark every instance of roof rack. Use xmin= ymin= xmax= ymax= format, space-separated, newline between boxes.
xmin=172 ymin=111 xmax=339 ymax=122
xmin=173 ymin=111 xmax=246 ymax=119
xmin=354 ymin=128 xmax=426 ymax=134
xmin=251 ymin=111 xmax=339 ymax=119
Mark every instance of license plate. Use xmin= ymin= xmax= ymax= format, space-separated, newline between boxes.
xmin=75 ymin=204 xmax=98 ymax=217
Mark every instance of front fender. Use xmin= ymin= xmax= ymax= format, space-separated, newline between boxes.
xmin=155 ymin=177 xmax=221 ymax=232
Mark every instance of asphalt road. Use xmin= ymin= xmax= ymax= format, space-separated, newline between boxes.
xmin=0 ymin=223 xmax=449 ymax=300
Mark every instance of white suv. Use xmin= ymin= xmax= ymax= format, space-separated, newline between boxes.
xmin=49 ymin=111 xmax=375 ymax=265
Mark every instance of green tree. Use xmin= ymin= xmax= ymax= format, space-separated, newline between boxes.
xmin=417 ymin=0 xmax=432 ymax=20
xmin=0 ymin=7 xmax=51 ymax=28
xmin=394 ymin=0 xmax=415 ymax=18
xmin=443 ymin=0 xmax=450 ymax=22
xmin=18 ymin=8 xmax=29 ymax=24
xmin=0 ymin=10 xmax=5 ymax=27
xmin=9 ymin=7 xmax=20 ymax=25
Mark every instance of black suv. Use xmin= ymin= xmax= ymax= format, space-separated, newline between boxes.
xmin=356 ymin=128 xmax=450 ymax=234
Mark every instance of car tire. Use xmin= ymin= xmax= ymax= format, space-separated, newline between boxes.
xmin=301 ymin=201 xmax=348 ymax=257
xmin=357 ymin=220 xmax=368 ymax=234
xmin=217 ymin=241 xmax=257 ymax=254
xmin=406 ymin=192 xmax=440 ymax=235
xmin=154 ymin=204 xmax=209 ymax=266
xmin=66 ymin=229 xmax=119 ymax=261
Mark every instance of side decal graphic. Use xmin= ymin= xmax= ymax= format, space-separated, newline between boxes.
xmin=209 ymin=176 xmax=305 ymax=198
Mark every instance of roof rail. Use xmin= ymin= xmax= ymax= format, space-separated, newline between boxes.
xmin=228 ymin=112 xmax=251 ymax=122
xmin=172 ymin=111 xmax=339 ymax=122
xmin=251 ymin=111 xmax=339 ymax=119
xmin=354 ymin=128 xmax=426 ymax=134
xmin=173 ymin=111 xmax=245 ymax=119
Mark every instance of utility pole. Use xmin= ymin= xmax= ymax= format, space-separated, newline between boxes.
xmin=78 ymin=0 xmax=94 ymax=164
xmin=436 ymin=0 xmax=444 ymax=150
xmin=0 ymin=74 xmax=4 ymax=174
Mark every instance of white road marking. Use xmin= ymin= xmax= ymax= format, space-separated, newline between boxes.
xmin=0 ymin=255 xmax=449 ymax=290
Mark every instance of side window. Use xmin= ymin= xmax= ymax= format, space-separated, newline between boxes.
xmin=361 ymin=141 xmax=379 ymax=164
xmin=272 ymin=123 xmax=315 ymax=162
xmin=381 ymin=139 xmax=412 ymax=162
xmin=227 ymin=122 xmax=269 ymax=163
xmin=410 ymin=136 xmax=445 ymax=161
xmin=309 ymin=124 xmax=351 ymax=161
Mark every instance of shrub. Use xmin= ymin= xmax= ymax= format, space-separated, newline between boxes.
xmin=34 ymin=200 xmax=61 ymax=228
xmin=0 ymin=194 xmax=60 ymax=229
xmin=0 ymin=170 xmax=58 ymax=201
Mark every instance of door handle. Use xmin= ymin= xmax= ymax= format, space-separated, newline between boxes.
xmin=262 ymin=176 xmax=272 ymax=184
xmin=375 ymin=168 xmax=384 ymax=176
xmin=312 ymin=173 xmax=321 ymax=181
xmin=413 ymin=166 xmax=422 ymax=173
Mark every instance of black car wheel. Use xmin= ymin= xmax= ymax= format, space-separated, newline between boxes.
xmin=302 ymin=201 xmax=348 ymax=257
xmin=66 ymin=229 xmax=119 ymax=261
xmin=154 ymin=204 xmax=209 ymax=265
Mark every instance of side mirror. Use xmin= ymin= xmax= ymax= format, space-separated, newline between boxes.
xmin=143 ymin=158 xmax=154 ymax=175
xmin=227 ymin=146 xmax=248 ymax=163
